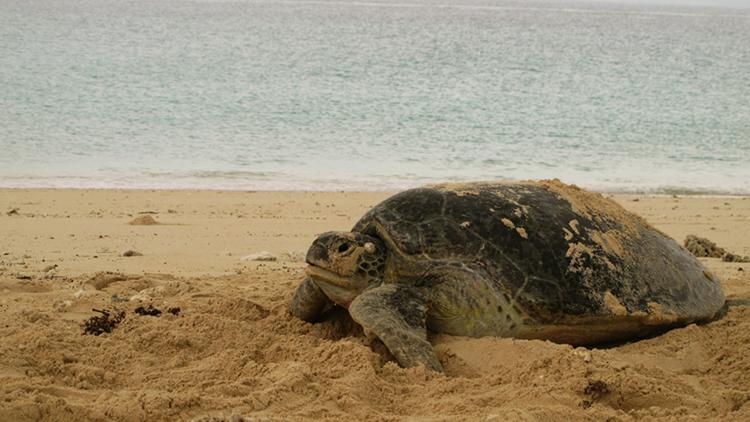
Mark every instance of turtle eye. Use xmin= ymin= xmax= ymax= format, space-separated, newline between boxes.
xmin=337 ymin=243 xmax=350 ymax=253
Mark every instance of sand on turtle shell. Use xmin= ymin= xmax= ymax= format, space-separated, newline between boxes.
xmin=433 ymin=180 xmax=640 ymax=261
xmin=539 ymin=179 xmax=647 ymax=261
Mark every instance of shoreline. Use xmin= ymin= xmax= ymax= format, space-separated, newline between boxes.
xmin=2 ymin=186 xmax=750 ymax=198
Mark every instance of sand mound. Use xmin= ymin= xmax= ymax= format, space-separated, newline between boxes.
xmin=1 ymin=266 xmax=749 ymax=421
xmin=128 ymin=215 xmax=159 ymax=225
xmin=2 ymin=190 xmax=750 ymax=420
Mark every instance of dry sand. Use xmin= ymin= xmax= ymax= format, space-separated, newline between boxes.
xmin=1 ymin=189 xmax=749 ymax=421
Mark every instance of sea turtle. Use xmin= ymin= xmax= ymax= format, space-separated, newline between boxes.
xmin=289 ymin=180 xmax=726 ymax=372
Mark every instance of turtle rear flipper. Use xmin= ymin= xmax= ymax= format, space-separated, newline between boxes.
xmin=349 ymin=284 xmax=443 ymax=372
xmin=290 ymin=277 xmax=332 ymax=322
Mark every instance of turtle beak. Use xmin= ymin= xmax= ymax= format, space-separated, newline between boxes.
xmin=306 ymin=242 xmax=329 ymax=267
xmin=306 ymin=231 xmax=342 ymax=266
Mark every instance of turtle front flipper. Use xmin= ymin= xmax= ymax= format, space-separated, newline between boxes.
xmin=349 ymin=284 xmax=443 ymax=372
xmin=290 ymin=277 xmax=332 ymax=322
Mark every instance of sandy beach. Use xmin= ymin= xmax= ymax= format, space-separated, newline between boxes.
xmin=1 ymin=188 xmax=749 ymax=421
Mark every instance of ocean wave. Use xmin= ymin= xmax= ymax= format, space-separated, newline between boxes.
xmin=1 ymin=173 xmax=748 ymax=196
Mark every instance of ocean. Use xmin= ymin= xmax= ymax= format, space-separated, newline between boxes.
xmin=1 ymin=0 xmax=749 ymax=193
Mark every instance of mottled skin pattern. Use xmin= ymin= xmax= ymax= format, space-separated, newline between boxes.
xmin=290 ymin=181 xmax=726 ymax=372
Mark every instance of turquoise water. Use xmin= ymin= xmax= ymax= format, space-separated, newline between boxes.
xmin=1 ymin=0 xmax=749 ymax=192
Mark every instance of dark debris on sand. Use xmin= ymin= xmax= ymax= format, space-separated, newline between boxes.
xmin=83 ymin=309 xmax=125 ymax=336
xmin=134 ymin=305 xmax=162 ymax=317
xmin=580 ymin=380 xmax=610 ymax=409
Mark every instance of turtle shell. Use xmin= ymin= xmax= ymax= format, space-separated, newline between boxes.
xmin=352 ymin=180 xmax=725 ymax=328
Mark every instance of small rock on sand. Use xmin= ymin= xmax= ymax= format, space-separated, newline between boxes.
xmin=128 ymin=215 xmax=159 ymax=225
xmin=53 ymin=300 xmax=73 ymax=312
xmin=6 ymin=208 xmax=20 ymax=216
xmin=240 ymin=251 xmax=277 ymax=262
xmin=122 ymin=250 xmax=143 ymax=257
xmin=721 ymin=252 xmax=750 ymax=263
xmin=573 ymin=348 xmax=592 ymax=363
xmin=111 ymin=294 xmax=129 ymax=302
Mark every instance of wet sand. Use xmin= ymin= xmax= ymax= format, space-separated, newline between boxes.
xmin=1 ymin=189 xmax=749 ymax=421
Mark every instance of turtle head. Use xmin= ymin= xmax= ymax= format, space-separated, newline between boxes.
xmin=305 ymin=231 xmax=386 ymax=307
